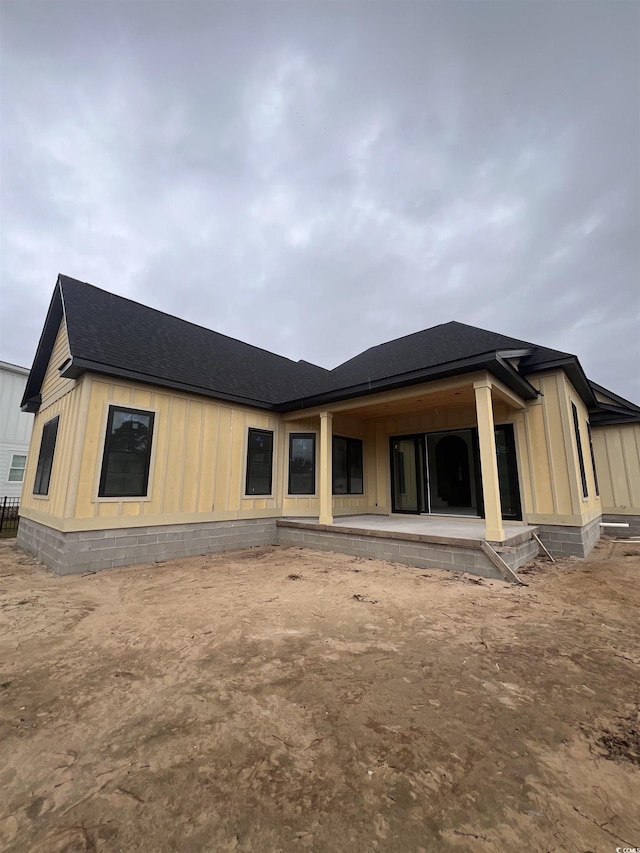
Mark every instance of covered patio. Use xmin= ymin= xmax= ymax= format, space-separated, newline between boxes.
xmin=284 ymin=369 xmax=534 ymax=547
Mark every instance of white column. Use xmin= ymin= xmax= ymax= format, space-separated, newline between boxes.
xmin=319 ymin=412 xmax=333 ymax=525
xmin=474 ymin=380 xmax=505 ymax=542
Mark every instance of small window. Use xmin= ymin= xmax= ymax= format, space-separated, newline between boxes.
xmin=333 ymin=436 xmax=364 ymax=495
xmin=8 ymin=454 xmax=27 ymax=483
xmin=571 ymin=402 xmax=588 ymax=499
xmin=587 ymin=422 xmax=599 ymax=497
xmin=288 ymin=433 xmax=316 ymax=495
xmin=33 ymin=416 xmax=59 ymax=496
xmin=246 ymin=428 xmax=274 ymax=495
xmin=99 ymin=406 xmax=154 ymax=498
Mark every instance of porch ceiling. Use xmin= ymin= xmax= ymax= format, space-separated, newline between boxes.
xmin=337 ymin=385 xmax=477 ymax=419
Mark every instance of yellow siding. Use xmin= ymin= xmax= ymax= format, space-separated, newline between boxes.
xmin=198 ymin=405 xmax=218 ymax=513
xmin=40 ymin=320 xmax=74 ymax=405
xmin=144 ymin=391 xmax=171 ymax=517
xmin=562 ymin=376 xmax=601 ymax=518
xmin=524 ymin=401 xmax=554 ymax=515
xmin=518 ymin=372 xmax=601 ymax=525
xmin=213 ymin=407 xmax=232 ymax=512
xmin=54 ymin=376 xmax=283 ymax=528
xmin=181 ymin=402 xmax=202 ymax=514
xmin=162 ymin=397 xmax=186 ymax=515
xmin=542 ymin=374 xmax=573 ymax=514
xmin=592 ymin=423 xmax=640 ymax=513
xmin=74 ymin=380 xmax=110 ymax=517
xmin=20 ymin=380 xmax=84 ymax=519
xmin=228 ymin=411 xmax=242 ymax=511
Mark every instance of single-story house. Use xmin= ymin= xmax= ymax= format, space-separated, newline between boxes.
xmin=16 ymin=275 xmax=640 ymax=578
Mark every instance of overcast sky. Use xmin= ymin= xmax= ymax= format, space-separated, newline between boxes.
xmin=1 ymin=1 xmax=638 ymax=401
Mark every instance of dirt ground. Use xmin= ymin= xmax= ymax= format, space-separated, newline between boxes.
xmin=1 ymin=538 xmax=639 ymax=853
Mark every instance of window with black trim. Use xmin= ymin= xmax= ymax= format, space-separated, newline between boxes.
xmin=34 ymin=416 xmax=59 ymax=496
xmin=246 ymin=428 xmax=274 ymax=495
xmin=99 ymin=406 xmax=154 ymax=497
xmin=571 ymin=402 xmax=588 ymax=498
xmin=288 ymin=433 xmax=315 ymax=495
xmin=587 ymin=422 xmax=599 ymax=497
xmin=333 ymin=436 xmax=364 ymax=494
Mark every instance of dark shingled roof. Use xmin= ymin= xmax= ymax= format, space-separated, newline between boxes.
xmin=60 ymin=275 xmax=332 ymax=406
xmin=328 ymin=321 xmax=572 ymax=388
xmin=22 ymin=274 xmax=621 ymax=413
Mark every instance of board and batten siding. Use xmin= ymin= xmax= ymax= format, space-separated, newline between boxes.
xmin=68 ymin=377 xmax=282 ymax=527
xmin=562 ymin=375 xmax=602 ymax=518
xmin=591 ymin=423 xmax=640 ymax=514
xmin=40 ymin=321 xmax=75 ymax=406
xmin=520 ymin=371 xmax=601 ymax=526
xmin=0 ymin=363 xmax=34 ymax=497
xmin=19 ymin=320 xmax=81 ymax=515
xmin=20 ymin=381 xmax=85 ymax=520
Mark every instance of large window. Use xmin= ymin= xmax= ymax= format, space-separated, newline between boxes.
xmin=288 ymin=433 xmax=316 ymax=495
xmin=99 ymin=406 xmax=154 ymax=498
xmin=333 ymin=436 xmax=364 ymax=495
xmin=571 ymin=402 xmax=588 ymax=499
xmin=8 ymin=454 xmax=27 ymax=483
xmin=33 ymin=416 xmax=59 ymax=496
xmin=246 ymin=428 xmax=274 ymax=495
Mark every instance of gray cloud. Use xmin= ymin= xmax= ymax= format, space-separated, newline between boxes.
xmin=1 ymin=1 xmax=638 ymax=400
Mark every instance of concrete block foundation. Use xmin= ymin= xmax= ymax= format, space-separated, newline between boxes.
xmin=536 ymin=515 xmax=602 ymax=558
xmin=600 ymin=514 xmax=640 ymax=538
xmin=21 ymin=512 xmax=607 ymax=579
xmin=17 ymin=516 xmax=278 ymax=576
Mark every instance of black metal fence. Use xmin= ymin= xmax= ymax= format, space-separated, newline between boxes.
xmin=0 ymin=497 xmax=20 ymax=536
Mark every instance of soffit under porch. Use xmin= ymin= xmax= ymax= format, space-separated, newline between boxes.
xmin=283 ymin=372 xmax=527 ymax=423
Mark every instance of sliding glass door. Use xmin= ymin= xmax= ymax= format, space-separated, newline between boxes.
xmin=390 ymin=425 xmax=522 ymax=521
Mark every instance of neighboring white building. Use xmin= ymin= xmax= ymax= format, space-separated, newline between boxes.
xmin=0 ymin=361 xmax=33 ymax=498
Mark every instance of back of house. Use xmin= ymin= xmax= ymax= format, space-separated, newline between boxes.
xmin=15 ymin=274 xmax=640 ymax=575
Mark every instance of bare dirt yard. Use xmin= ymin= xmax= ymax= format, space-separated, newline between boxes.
xmin=1 ymin=537 xmax=639 ymax=853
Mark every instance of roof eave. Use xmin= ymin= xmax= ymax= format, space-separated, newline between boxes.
xmin=589 ymin=380 xmax=640 ymax=413
xmin=590 ymin=412 xmax=640 ymax=426
xmin=520 ymin=355 xmax=596 ymax=408
xmin=21 ymin=394 xmax=42 ymax=414
xmin=62 ymin=358 xmax=277 ymax=411
xmin=276 ymin=353 xmax=539 ymax=413
xmin=19 ymin=277 xmax=64 ymax=412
